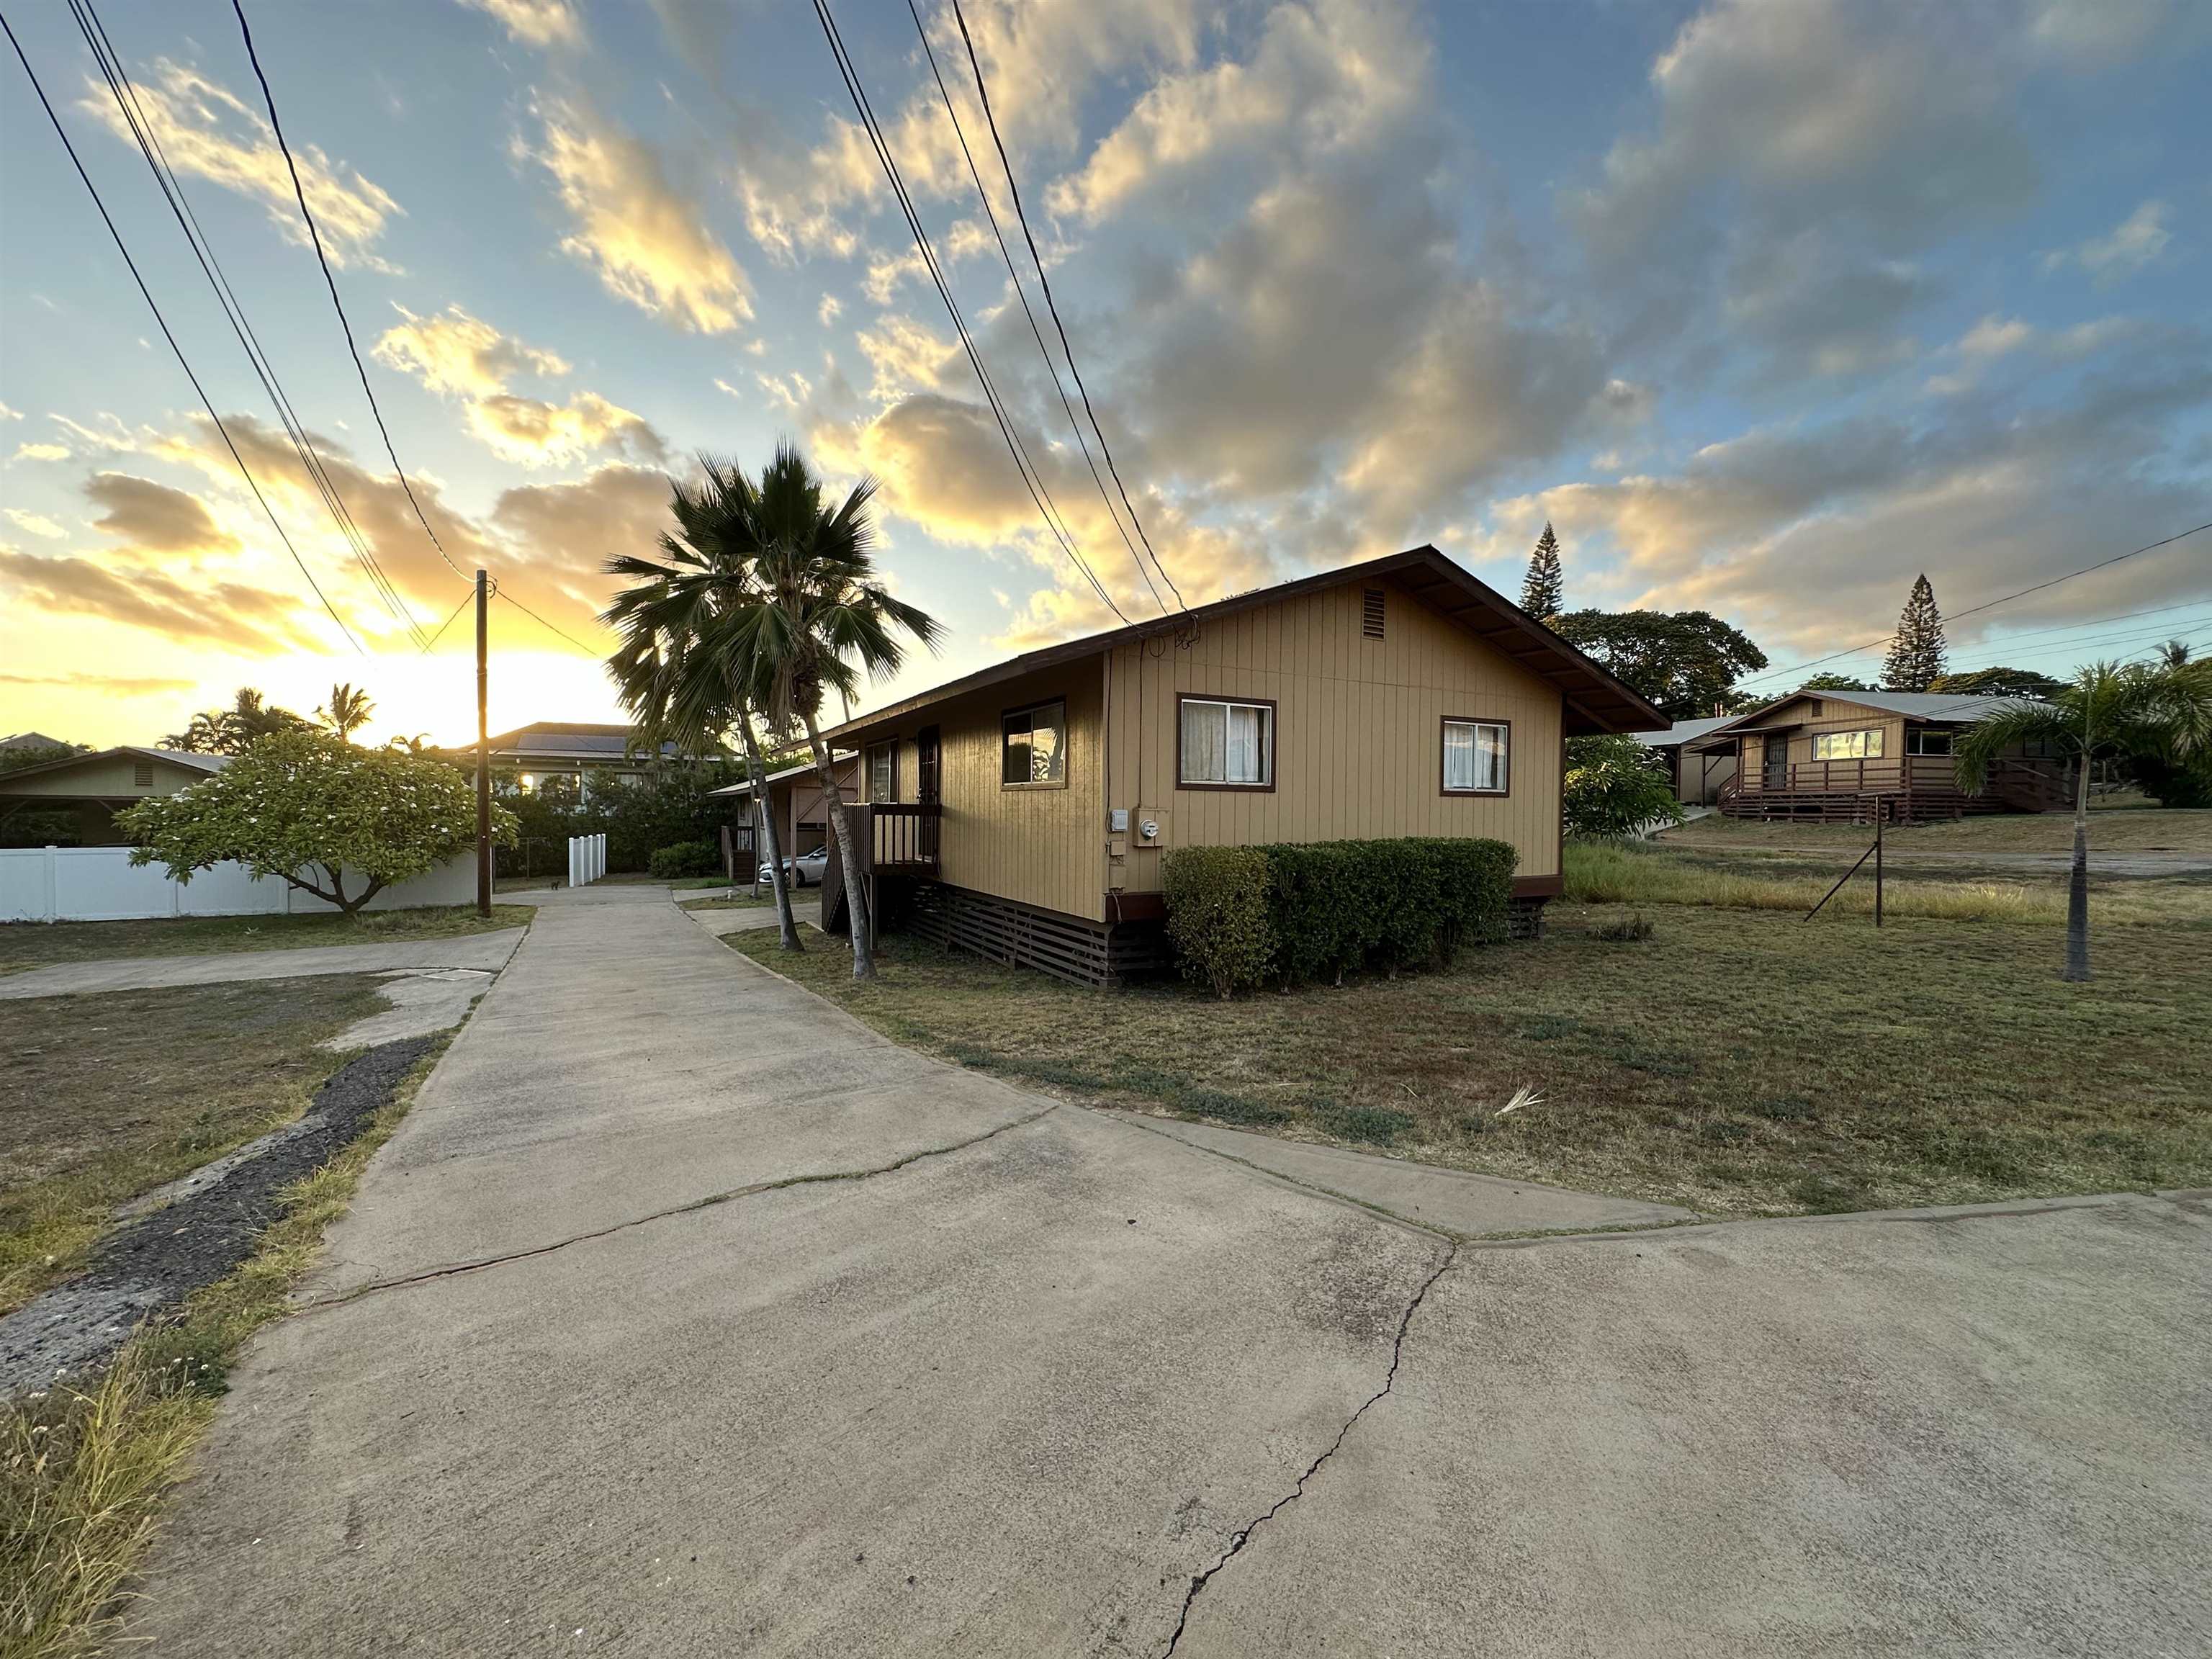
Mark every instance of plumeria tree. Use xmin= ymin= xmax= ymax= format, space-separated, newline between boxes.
xmin=1563 ymin=734 xmax=1685 ymax=839
xmin=118 ymin=729 xmax=513 ymax=916
xmin=1956 ymin=659 xmax=2212 ymax=981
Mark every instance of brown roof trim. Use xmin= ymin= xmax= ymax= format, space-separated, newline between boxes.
xmin=824 ymin=546 xmax=1668 ymax=742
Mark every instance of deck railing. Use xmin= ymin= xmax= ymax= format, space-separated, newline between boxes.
xmin=869 ymin=801 xmax=941 ymax=871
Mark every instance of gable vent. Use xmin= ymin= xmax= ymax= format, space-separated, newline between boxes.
xmin=133 ymin=762 xmax=154 ymax=787
xmin=1362 ymin=588 xmax=1385 ymax=639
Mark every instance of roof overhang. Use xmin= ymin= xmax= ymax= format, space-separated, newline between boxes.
xmin=823 ymin=546 xmax=1668 ymax=743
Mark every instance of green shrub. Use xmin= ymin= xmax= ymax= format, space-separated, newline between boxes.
xmin=647 ymin=839 xmax=721 ymax=878
xmin=1162 ymin=845 xmax=1277 ymax=998
xmin=1161 ymin=836 xmax=1517 ymax=996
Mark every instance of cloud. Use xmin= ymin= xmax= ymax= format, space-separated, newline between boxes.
xmin=818 ymin=295 xmax=843 ymax=327
xmin=5 ymin=509 xmax=66 ymax=539
xmin=372 ymin=305 xmax=569 ymax=399
xmin=0 ymin=672 xmax=197 ymax=694
xmin=0 ymin=548 xmax=312 ymax=652
xmin=11 ymin=443 xmax=69 ymax=462
xmin=2046 ymin=199 xmax=2172 ymax=280
xmin=456 ymin=0 xmax=581 ymax=48
xmin=84 ymin=472 xmax=240 ymax=554
xmin=78 ymin=60 xmax=400 ymax=269
xmin=524 ymin=101 xmax=751 ymax=332
xmin=1469 ymin=322 xmax=2212 ymax=666
xmin=372 ymin=305 xmax=667 ymax=467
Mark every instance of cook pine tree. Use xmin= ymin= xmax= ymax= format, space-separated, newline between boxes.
xmin=1521 ymin=521 xmax=1564 ymax=621
xmin=1882 ymin=573 xmax=1948 ymax=691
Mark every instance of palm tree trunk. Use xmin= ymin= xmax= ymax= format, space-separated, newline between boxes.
xmin=735 ymin=713 xmax=801 ymax=952
xmin=2064 ymin=750 xmax=2091 ymax=982
xmin=801 ymin=711 xmax=873 ymax=978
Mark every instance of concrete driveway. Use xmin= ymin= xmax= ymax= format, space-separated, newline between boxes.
xmin=0 ymin=926 xmax=524 ymax=999
xmin=133 ymin=885 xmax=2212 ymax=1656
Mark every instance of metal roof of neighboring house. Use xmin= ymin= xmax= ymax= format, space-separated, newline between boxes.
xmin=0 ymin=731 xmax=73 ymax=750
xmin=474 ymin=722 xmax=685 ymax=762
xmin=0 ymin=745 xmax=230 ymax=786
xmin=1693 ymin=687 xmax=2056 ymax=747
xmin=822 ymin=545 xmax=1669 ymax=742
xmin=1632 ymin=716 xmax=1737 ymax=750
xmin=707 ymin=755 xmax=858 ymax=799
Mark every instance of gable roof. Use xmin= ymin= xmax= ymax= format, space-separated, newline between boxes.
xmin=1695 ymin=686 xmax=2056 ymax=746
xmin=0 ymin=731 xmax=73 ymax=752
xmin=0 ymin=745 xmax=229 ymax=787
xmin=1632 ymin=716 xmax=1737 ymax=750
xmin=822 ymin=546 xmax=1668 ymax=741
xmin=706 ymin=754 xmax=858 ymax=799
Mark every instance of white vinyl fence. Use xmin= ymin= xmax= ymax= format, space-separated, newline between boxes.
xmin=567 ymin=833 xmax=605 ymax=887
xmin=0 ymin=846 xmax=477 ymax=925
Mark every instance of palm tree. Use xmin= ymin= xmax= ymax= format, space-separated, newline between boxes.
xmin=317 ymin=682 xmax=375 ymax=741
xmin=600 ymin=461 xmax=804 ymax=950
xmin=727 ymin=443 xmax=940 ymax=979
xmin=165 ymin=686 xmax=310 ymax=755
xmin=1956 ymin=659 xmax=2212 ymax=980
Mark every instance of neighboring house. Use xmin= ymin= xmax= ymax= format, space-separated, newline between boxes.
xmin=0 ymin=745 xmax=228 ymax=847
xmin=1701 ymin=689 xmax=2067 ymax=823
xmin=706 ymin=755 xmax=860 ymax=871
xmin=816 ymin=545 xmax=1665 ymax=984
xmin=465 ymin=721 xmax=687 ymax=793
xmin=1633 ymin=716 xmax=1740 ymax=806
xmin=1 ymin=731 xmax=75 ymax=753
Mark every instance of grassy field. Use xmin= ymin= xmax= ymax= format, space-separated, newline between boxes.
xmin=729 ymin=902 xmax=2211 ymax=1220
xmin=1660 ymin=805 xmax=2212 ymax=855
xmin=1 ymin=1038 xmax=446 ymax=1655
xmin=0 ymin=904 xmax=534 ymax=973
xmin=1565 ymin=840 xmax=2212 ymax=926
xmin=0 ymin=976 xmax=392 ymax=1317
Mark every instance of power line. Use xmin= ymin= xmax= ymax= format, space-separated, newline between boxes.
xmin=1735 ymin=520 xmax=2212 ymax=689
xmin=226 ymin=0 xmax=471 ymax=585
xmin=493 ymin=585 xmax=600 ymax=655
xmin=72 ymin=0 xmax=427 ymax=647
xmin=906 ymin=0 xmax=1164 ymax=616
xmin=811 ymin=0 xmax=1128 ymax=624
xmin=419 ymin=588 xmax=475 ymax=654
xmin=1 ymin=7 xmax=364 ymax=655
xmin=948 ymin=0 xmax=1185 ymax=611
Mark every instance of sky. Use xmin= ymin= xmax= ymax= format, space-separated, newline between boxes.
xmin=1 ymin=0 xmax=2208 ymax=750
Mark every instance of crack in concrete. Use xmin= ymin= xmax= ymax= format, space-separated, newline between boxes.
xmin=1160 ymin=1239 xmax=1459 ymax=1656
xmin=297 ymin=1103 xmax=1061 ymax=1313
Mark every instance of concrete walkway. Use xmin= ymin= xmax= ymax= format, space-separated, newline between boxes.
xmin=0 ymin=927 xmax=525 ymax=999
xmin=133 ymin=885 xmax=2212 ymax=1656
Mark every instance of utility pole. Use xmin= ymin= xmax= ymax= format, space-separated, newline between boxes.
xmin=475 ymin=568 xmax=490 ymax=917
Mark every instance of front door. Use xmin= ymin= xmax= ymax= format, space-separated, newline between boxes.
xmin=915 ymin=726 xmax=940 ymax=862
xmin=1763 ymin=737 xmax=1791 ymax=791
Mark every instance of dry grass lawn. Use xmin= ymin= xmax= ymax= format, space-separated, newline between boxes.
xmin=0 ymin=904 xmax=534 ymax=974
xmin=731 ymin=902 xmax=2212 ymax=1220
xmin=1660 ymin=804 xmax=2212 ymax=855
xmin=0 ymin=976 xmax=387 ymax=1316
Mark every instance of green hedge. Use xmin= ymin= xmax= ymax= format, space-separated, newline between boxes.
xmin=1162 ymin=837 xmax=1518 ymax=997
xmin=647 ymin=839 xmax=722 ymax=878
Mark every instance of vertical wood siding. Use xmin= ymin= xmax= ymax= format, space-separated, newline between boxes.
xmin=1105 ymin=577 xmax=1562 ymax=894
xmin=1740 ymin=697 xmax=1906 ymax=781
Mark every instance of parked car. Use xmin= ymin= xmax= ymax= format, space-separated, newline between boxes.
xmin=758 ymin=846 xmax=831 ymax=887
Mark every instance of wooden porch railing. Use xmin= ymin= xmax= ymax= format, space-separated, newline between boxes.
xmin=820 ymin=801 xmax=943 ymax=945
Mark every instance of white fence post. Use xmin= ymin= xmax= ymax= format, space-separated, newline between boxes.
xmin=45 ymin=845 xmax=59 ymax=924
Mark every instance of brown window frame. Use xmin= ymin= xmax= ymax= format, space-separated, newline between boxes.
xmin=1439 ymin=715 xmax=1511 ymax=798
xmin=1812 ymin=728 xmax=1884 ymax=760
xmin=863 ymin=739 xmax=898 ymax=804
xmin=1000 ymin=698 xmax=1070 ymax=791
xmin=1175 ymin=693 xmax=1278 ymax=793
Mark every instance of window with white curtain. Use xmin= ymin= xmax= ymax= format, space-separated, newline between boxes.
xmin=1179 ymin=697 xmax=1274 ymax=788
xmin=1813 ymin=729 xmax=1883 ymax=760
xmin=1442 ymin=718 xmax=1509 ymax=794
xmin=866 ymin=741 xmax=896 ymax=802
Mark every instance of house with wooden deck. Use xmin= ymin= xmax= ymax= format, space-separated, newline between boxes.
xmin=1701 ymin=689 xmax=2067 ymax=823
xmin=809 ymin=546 xmax=1666 ymax=984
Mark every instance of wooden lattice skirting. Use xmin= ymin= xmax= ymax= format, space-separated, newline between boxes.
xmin=902 ymin=883 xmax=1166 ymax=988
